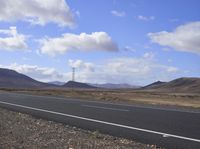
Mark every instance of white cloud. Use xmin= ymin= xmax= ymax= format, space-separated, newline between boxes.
xmin=67 ymin=57 xmax=179 ymax=85
xmin=68 ymin=59 xmax=94 ymax=72
xmin=137 ymin=15 xmax=155 ymax=21
xmin=167 ymin=66 xmax=178 ymax=73
xmin=39 ymin=32 xmax=118 ymax=56
xmin=0 ymin=26 xmax=28 ymax=51
xmin=111 ymin=10 xmax=126 ymax=17
xmin=0 ymin=0 xmax=74 ymax=27
xmin=148 ymin=21 xmax=200 ymax=55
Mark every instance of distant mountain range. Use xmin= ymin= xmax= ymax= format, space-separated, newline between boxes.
xmin=49 ymin=82 xmax=139 ymax=89
xmin=0 ymin=68 xmax=199 ymax=93
xmin=143 ymin=78 xmax=200 ymax=93
xmin=90 ymin=83 xmax=140 ymax=89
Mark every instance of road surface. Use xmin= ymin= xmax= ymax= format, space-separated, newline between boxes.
xmin=0 ymin=91 xmax=199 ymax=149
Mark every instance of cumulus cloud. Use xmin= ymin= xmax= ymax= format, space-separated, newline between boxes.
xmin=68 ymin=59 xmax=94 ymax=72
xmin=67 ymin=57 xmax=179 ymax=85
xmin=0 ymin=26 xmax=28 ymax=51
xmin=0 ymin=0 xmax=74 ymax=27
xmin=166 ymin=66 xmax=178 ymax=73
xmin=137 ymin=15 xmax=155 ymax=21
xmin=39 ymin=32 xmax=118 ymax=56
xmin=111 ymin=10 xmax=126 ymax=17
xmin=148 ymin=21 xmax=200 ymax=55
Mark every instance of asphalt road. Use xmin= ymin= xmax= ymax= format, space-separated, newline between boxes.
xmin=0 ymin=91 xmax=200 ymax=149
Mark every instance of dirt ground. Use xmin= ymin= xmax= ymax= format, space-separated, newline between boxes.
xmin=1 ymin=88 xmax=200 ymax=110
xmin=0 ymin=107 xmax=162 ymax=149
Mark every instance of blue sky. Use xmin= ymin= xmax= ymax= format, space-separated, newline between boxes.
xmin=0 ymin=0 xmax=200 ymax=85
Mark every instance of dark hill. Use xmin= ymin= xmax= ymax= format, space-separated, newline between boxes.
xmin=143 ymin=77 xmax=200 ymax=93
xmin=63 ymin=81 xmax=96 ymax=89
xmin=0 ymin=68 xmax=56 ymax=88
xmin=142 ymin=81 xmax=166 ymax=89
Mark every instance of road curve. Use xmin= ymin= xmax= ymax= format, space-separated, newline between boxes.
xmin=0 ymin=91 xmax=199 ymax=149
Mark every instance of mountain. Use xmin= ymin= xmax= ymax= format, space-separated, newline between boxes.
xmin=91 ymin=83 xmax=140 ymax=89
xmin=143 ymin=77 xmax=200 ymax=93
xmin=142 ymin=81 xmax=166 ymax=89
xmin=62 ymin=81 xmax=96 ymax=89
xmin=48 ymin=81 xmax=65 ymax=86
xmin=0 ymin=68 xmax=56 ymax=88
xmin=1 ymin=68 xmax=199 ymax=93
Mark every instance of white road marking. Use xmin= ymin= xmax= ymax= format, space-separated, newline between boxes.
xmin=0 ymin=101 xmax=200 ymax=143
xmin=163 ymin=134 xmax=170 ymax=138
xmin=81 ymin=104 xmax=129 ymax=112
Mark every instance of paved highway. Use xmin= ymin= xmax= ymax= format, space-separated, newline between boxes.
xmin=0 ymin=91 xmax=199 ymax=149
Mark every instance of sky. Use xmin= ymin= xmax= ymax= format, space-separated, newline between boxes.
xmin=0 ymin=0 xmax=200 ymax=85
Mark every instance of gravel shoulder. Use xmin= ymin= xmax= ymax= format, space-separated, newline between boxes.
xmin=0 ymin=107 xmax=162 ymax=149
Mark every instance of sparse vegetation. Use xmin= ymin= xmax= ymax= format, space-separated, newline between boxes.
xmin=1 ymin=88 xmax=200 ymax=109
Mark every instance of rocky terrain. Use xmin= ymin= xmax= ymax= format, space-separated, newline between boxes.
xmin=0 ymin=107 xmax=161 ymax=149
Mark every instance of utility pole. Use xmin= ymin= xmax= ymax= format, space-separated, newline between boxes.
xmin=72 ymin=67 xmax=75 ymax=82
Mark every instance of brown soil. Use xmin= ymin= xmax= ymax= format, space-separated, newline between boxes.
xmin=1 ymin=88 xmax=200 ymax=109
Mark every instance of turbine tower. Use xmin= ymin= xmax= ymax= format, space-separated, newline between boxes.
xmin=72 ymin=67 xmax=75 ymax=82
